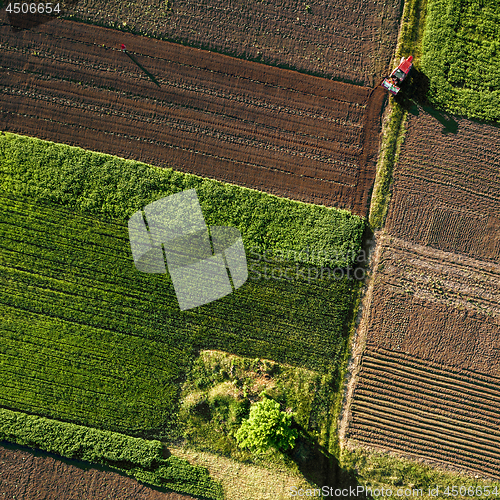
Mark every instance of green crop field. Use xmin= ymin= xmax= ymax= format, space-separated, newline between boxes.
xmin=421 ymin=0 xmax=500 ymax=121
xmin=0 ymin=132 xmax=364 ymax=440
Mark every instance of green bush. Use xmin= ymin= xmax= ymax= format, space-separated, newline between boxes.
xmin=235 ymin=398 xmax=298 ymax=453
xmin=0 ymin=407 xmax=162 ymax=467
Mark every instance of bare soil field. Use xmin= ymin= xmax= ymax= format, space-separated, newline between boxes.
xmin=0 ymin=443 xmax=195 ymax=500
xmin=59 ymin=0 xmax=402 ymax=87
xmin=367 ymin=236 xmax=500 ymax=375
xmin=347 ymin=234 xmax=500 ymax=478
xmin=0 ymin=14 xmax=386 ymax=215
xmin=349 ymin=348 xmax=500 ymax=479
xmin=385 ymin=112 xmax=500 ymax=262
xmin=345 ymin=103 xmax=500 ymax=479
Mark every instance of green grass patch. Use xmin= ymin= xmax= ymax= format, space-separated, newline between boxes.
xmin=0 ymin=132 xmax=363 ymax=442
xmin=178 ymin=350 xmax=339 ymax=464
xmin=368 ymin=104 xmax=407 ymax=229
xmin=421 ymin=0 xmax=500 ymax=121
xmin=0 ymin=407 xmax=223 ymax=499
xmin=397 ymin=0 xmax=429 ymax=62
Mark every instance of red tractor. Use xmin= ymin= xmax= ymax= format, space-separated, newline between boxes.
xmin=381 ymin=56 xmax=414 ymax=95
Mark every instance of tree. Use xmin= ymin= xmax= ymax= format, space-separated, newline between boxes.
xmin=235 ymin=398 xmax=298 ymax=454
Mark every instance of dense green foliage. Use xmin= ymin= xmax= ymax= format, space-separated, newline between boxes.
xmin=421 ymin=0 xmax=500 ymax=121
xmin=0 ymin=407 xmax=161 ymax=468
xmin=0 ymin=133 xmax=363 ymax=268
xmin=0 ymin=408 xmax=223 ymax=499
xmin=235 ymin=398 xmax=298 ymax=454
xmin=0 ymin=132 xmax=361 ymax=438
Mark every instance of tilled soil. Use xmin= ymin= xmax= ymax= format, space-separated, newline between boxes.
xmin=347 ymin=233 xmax=500 ymax=478
xmin=0 ymin=443 xmax=196 ymax=500
xmin=346 ymin=110 xmax=500 ymax=478
xmin=367 ymin=235 xmax=500 ymax=375
xmin=57 ymin=0 xmax=402 ymax=87
xmin=385 ymin=112 xmax=500 ymax=262
xmin=0 ymin=13 xmax=385 ymax=215
xmin=349 ymin=347 xmax=500 ymax=479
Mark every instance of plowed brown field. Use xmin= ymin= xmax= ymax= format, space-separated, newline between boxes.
xmin=350 ymin=349 xmax=500 ymax=479
xmin=348 ymin=232 xmax=500 ymax=476
xmin=0 ymin=14 xmax=385 ymax=215
xmin=62 ymin=0 xmax=402 ymax=87
xmin=367 ymin=236 xmax=500 ymax=375
xmin=0 ymin=444 xmax=195 ymax=500
xmin=386 ymin=113 xmax=500 ymax=262
xmin=347 ymin=109 xmax=500 ymax=478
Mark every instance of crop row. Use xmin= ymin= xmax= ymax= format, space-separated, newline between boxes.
xmin=0 ymin=133 xmax=364 ymax=268
xmin=0 ymin=137 xmax=360 ymax=435
xmin=1 ymin=82 xmax=361 ymax=186
xmin=0 ymin=16 xmax=381 ymax=214
xmin=0 ymin=63 xmax=366 ymax=158
xmin=0 ymin=43 xmax=369 ymax=134
xmin=349 ymin=349 xmax=500 ymax=477
xmin=362 ymin=349 xmax=500 ymax=411
xmin=57 ymin=0 xmax=401 ymax=86
xmin=0 ymin=198 xmax=354 ymax=346
xmin=0 ymin=407 xmax=223 ymax=499
xmin=0 ymin=82 xmax=363 ymax=211
xmin=350 ymin=425 xmax=500 ymax=479
xmin=385 ymin=187 xmax=500 ymax=262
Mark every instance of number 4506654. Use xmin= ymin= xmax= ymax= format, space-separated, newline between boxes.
xmin=6 ymin=3 xmax=61 ymax=14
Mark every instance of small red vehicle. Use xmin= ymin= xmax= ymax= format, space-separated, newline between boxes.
xmin=381 ymin=55 xmax=414 ymax=95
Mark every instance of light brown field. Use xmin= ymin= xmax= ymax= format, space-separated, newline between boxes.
xmin=346 ymin=109 xmax=500 ymax=478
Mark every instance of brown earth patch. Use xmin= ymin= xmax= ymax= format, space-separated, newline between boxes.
xmin=367 ymin=235 xmax=500 ymax=375
xmin=0 ymin=443 xmax=195 ymax=500
xmin=346 ymin=111 xmax=500 ymax=478
xmin=385 ymin=113 xmax=500 ymax=262
xmin=346 ymin=233 xmax=500 ymax=478
xmin=0 ymin=14 xmax=386 ymax=215
xmin=58 ymin=0 xmax=402 ymax=87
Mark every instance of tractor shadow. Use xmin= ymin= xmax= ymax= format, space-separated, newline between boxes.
xmin=287 ymin=426 xmax=372 ymax=499
xmin=395 ymin=68 xmax=458 ymax=134
xmin=124 ymin=51 xmax=161 ymax=88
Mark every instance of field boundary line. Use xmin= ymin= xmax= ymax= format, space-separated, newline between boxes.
xmin=343 ymin=0 xmax=430 ymax=455
xmin=368 ymin=0 xmax=429 ymax=229
xmin=338 ymin=230 xmax=381 ymax=449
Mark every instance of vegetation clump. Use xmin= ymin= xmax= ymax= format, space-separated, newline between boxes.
xmin=235 ymin=398 xmax=298 ymax=454
xmin=421 ymin=0 xmax=500 ymax=121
